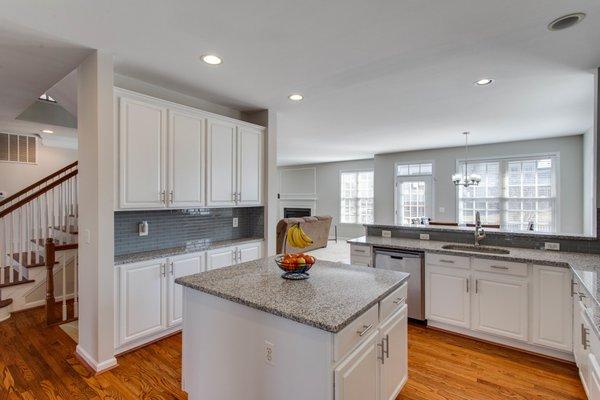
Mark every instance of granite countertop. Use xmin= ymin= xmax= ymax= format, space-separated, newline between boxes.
xmin=114 ymin=237 xmax=264 ymax=265
xmin=175 ymin=257 xmax=409 ymax=333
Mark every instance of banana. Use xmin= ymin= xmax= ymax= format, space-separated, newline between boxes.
xmin=286 ymin=224 xmax=314 ymax=249
xmin=298 ymin=228 xmax=314 ymax=246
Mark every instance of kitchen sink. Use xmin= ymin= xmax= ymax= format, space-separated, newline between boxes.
xmin=441 ymin=244 xmax=510 ymax=255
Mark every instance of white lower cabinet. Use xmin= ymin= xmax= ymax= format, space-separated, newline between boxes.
xmin=334 ymin=331 xmax=381 ymax=400
xmin=379 ymin=306 xmax=408 ymax=400
xmin=116 ymin=251 xmax=204 ymax=350
xmin=426 ymin=266 xmax=470 ymax=328
xmin=238 ymin=241 xmax=262 ymax=263
xmin=206 ymin=241 xmax=263 ymax=270
xmin=472 ymin=273 xmax=528 ymax=341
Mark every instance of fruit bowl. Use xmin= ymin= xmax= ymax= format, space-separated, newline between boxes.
xmin=275 ymin=253 xmax=316 ymax=280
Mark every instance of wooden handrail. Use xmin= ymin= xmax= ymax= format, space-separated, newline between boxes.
xmin=0 ymin=161 xmax=77 ymax=208
xmin=0 ymin=170 xmax=78 ymax=218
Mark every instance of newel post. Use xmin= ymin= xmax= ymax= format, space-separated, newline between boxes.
xmin=45 ymin=238 xmax=58 ymax=325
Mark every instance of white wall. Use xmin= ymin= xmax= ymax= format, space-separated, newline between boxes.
xmin=0 ymin=142 xmax=77 ymax=197
xmin=374 ymin=135 xmax=585 ymax=235
xmin=279 ymin=159 xmax=374 ymax=238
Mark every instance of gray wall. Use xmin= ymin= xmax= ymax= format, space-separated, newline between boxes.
xmin=583 ymin=128 xmax=597 ymax=235
xmin=374 ymin=135 xmax=584 ymax=235
xmin=279 ymin=159 xmax=374 ymax=238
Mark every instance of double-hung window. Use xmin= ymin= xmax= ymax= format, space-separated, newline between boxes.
xmin=340 ymin=171 xmax=374 ymax=224
xmin=457 ymin=155 xmax=558 ymax=232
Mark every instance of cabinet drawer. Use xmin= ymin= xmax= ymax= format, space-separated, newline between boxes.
xmin=472 ymin=258 xmax=527 ymax=277
xmin=351 ymin=245 xmax=372 ymax=257
xmin=334 ymin=303 xmax=379 ymax=362
xmin=351 ymin=254 xmax=372 ymax=267
xmin=426 ymin=253 xmax=470 ymax=269
xmin=380 ymin=283 xmax=407 ymax=323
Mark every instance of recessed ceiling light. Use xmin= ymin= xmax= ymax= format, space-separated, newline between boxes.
xmin=288 ymin=94 xmax=303 ymax=101
xmin=41 ymin=129 xmax=54 ymax=134
xmin=475 ymin=78 xmax=494 ymax=86
xmin=201 ymin=54 xmax=223 ymax=65
xmin=548 ymin=13 xmax=586 ymax=31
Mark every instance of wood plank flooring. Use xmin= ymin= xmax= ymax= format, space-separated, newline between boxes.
xmin=0 ymin=306 xmax=586 ymax=399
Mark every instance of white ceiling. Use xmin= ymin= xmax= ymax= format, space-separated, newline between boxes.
xmin=1 ymin=1 xmax=599 ymax=165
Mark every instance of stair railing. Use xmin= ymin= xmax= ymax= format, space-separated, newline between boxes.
xmin=0 ymin=168 xmax=78 ymax=287
xmin=45 ymin=238 xmax=79 ymax=326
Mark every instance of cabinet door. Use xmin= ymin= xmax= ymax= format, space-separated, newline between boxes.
xmin=236 ymin=126 xmax=263 ymax=206
xmin=206 ymin=247 xmax=236 ymax=270
xmin=334 ymin=331 xmax=380 ymax=400
xmin=206 ymin=119 xmax=237 ymax=206
xmin=167 ymin=253 xmax=204 ymax=327
xmin=118 ymin=260 xmax=166 ymax=345
xmin=589 ymin=354 xmax=600 ymax=400
xmin=238 ymin=241 xmax=263 ymax=263
xmin=531 ymin=265 xmax=572 ymax=351
xmin=168 ymin=110 xmax=205 ymax=208
xmin=472 ymin=273 xmax=528 ymax=341
xmin=380 ymin=305 xmax=408 ymax=400
xmin=426 ymin=266 xmax=470 ymax=328
xmin=118 ymin=96 xmax=166 ymax=209
xmin=575 ymin=299 xmax=592 ymax=393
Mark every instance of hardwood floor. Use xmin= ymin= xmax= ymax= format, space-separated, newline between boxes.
xmin=0 ymin=307 xmax=586 ymax=399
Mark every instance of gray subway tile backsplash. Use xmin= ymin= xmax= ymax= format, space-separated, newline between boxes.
xmin=114 ymin=207 xmax=264 ymax=256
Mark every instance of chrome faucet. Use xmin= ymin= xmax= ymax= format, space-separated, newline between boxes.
xmin=474 ymin=211 xmax=486 ymax=246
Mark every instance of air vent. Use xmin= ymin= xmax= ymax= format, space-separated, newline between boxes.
xmin=548 ymin=13 xmax=586 ymax=31
xmin=0 ymin=133 xmax=37 ymax=164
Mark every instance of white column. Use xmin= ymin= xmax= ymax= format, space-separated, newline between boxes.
xmin=76 ymin=50 xmax=117 ymax=373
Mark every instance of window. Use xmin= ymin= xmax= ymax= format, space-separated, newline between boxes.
xmin=340 ymin=171 xmax=374 ymax=224
xmin=396 ymin=162 xmax=433 ymax=224
xmin=457 ymin=156 xmax=557 ymax=232
xmin=0 ymin=133 xmax=37 ymax=164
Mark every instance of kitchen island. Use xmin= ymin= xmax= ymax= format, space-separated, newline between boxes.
xmin=175 ymin=256 xmax=409 ymax=400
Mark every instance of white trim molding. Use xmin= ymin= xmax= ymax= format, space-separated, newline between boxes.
xmin=76 ymin=345 xmax=118 ymax=373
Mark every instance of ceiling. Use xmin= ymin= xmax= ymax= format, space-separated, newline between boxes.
xmin=1 ymin=1 xmax=599 ymax=165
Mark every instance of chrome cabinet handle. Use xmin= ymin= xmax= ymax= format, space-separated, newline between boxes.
xmin=377 ymin=341 xmax=385 ymax=364
xmin=490 ymin=265 xmax=509 ymax=270
xmin=571 ymin=280 xmax=578 ymax=297
xmin=160 ymin=190 xmax=166 ymax=204
xmin=475 ymin=279 xmax=479 ymax=294
xmin=384 ymin=334 xmax=390 ymax=358
xmin=354 ymin=249 xmax=366 ymax=253
xmin=160 ymin=263 xmax=166 ymax=277
xmin=439 ymin=259 xmax=455 ymax=264
xmin=466 ymin=278 xmax=469 ymax=293
xmin=393 ymin=297 xmax=406 ymax=305
xmin=232 ymin=250 xmax=237 ymax=263
xmin=169 ymin=190 xmax=174 ymax=204
xmin=582 ymin=323 xmax=590 ymax=350
xmin=579 ymin=292 xmax=587 ymax=301
xmin=237 ymin=249 xmax=242 ymax=262
xmin=170 ymin=261 xmax=174 ymax=276
xmin=356 ymin=323 xmax=373 ymax=337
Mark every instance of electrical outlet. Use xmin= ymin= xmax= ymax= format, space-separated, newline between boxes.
xmin=420 ymin=233 xmax=430 ymax=240
xmin=233 ymin=217 xmax=239 ymax=228
xmin=138 ymin=221 xmax=149 ymax=236
xmin=264 ymin=341 xmax=275 ymax=366
xmin=382 ymin=230 xmax=392 ymax=238
xmin=439 ymin=207 xmax=445 ymax=213
xmin=544 ymin=242 xmax=560 ymax=251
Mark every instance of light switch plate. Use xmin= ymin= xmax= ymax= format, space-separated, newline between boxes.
xmin=544 ymin=242 xmax=560 ymax=251
xmin=420 ymin=233 xmax=430 ymax=240
xmin=233 ymin=217 xmax=239 ymax=228
xmin=382 ymin=230 xmax=392 ymax=238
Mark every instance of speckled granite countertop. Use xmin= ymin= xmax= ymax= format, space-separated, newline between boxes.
xmin=175 ymin=257 xmax=409 ymax=333
xmin=350 ymin=235 xmax=600 ymax=335
xmin=114 ymin=237 xmax=263 ymax=265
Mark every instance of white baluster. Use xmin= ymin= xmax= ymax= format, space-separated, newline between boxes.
xmin=44 ymin=192 xmax=49 ymax=241
xmin=74 ymin=174 xmax=79 ymax=218
xmin=8 ymin=213 xmax=14 ymax=283
xmin=61 ymin=253 xmax=67 ymax=321
xmin=50 ymin=188 xmax=55 ymax=240
xmin=17 ymin=207 xmax=23 ymax=281
xmin=36 ymin=196 xmax=41 ymax=263
xmin=26 ymin=202 xmax=31 ymax=267
xmin=73 ymin=252 xmax=78 ymax=318
xmin=59 ymin=182 xmax=64 ymax=240
xmin=1 ymin=217 xmax=5 ymax=285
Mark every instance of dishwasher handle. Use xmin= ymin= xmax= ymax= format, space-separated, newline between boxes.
xmin=374 ymin=249 xmax=423 ymax=259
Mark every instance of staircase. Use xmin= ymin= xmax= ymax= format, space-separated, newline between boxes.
xmin=0 ymin=162 xmax=79 ymax=324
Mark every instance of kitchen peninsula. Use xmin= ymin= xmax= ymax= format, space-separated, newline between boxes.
xmin=176 ymin=257 xmax=409 ymax=400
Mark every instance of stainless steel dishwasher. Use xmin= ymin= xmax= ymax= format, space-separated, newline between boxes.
xmin=374 ymin=248 xmax=425 ymax=322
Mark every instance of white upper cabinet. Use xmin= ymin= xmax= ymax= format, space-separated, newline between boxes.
xmin=237 ymin=126 xmax=263 ymax=206
xmin=531 ymin=265 xmax=572 ymax=351
xmin=115 ymin=89 xmax=264 ymax=210
xmin=118 ymin=96 xmax=167 ymax=209
xmin=206 ymin=119 xmax=237 ymax=206
xmin=472 ymin=272 xmax=528 ymax=342
xmin=168 ymin=110 xmax=206 ymax=208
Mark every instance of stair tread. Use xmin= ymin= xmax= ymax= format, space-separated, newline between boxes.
xmin=0 ymin=269 xmax=34 ymax=288
xmin=32 ymin=238 xmax=72 ymax=247
xmin=10 ymin=252 xmax=45 ymax=268
xmin=0 ymin=298 xmax=12 ymax=308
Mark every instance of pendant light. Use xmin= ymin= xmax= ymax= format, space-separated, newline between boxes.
xmin=452 ymin=132 xmax=481 ymax=187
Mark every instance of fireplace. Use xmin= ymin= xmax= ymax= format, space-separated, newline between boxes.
xmin=284 ymin=207 xmax=311 ymax=218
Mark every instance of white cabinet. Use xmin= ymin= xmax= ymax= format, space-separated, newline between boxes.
xmin=589 ymin=353 xmax=600 ymax=400
xmin=206 ymin=241 xmax=264 ymax=271
xmin=426 ymin=265 xmax=470 ymax=328
xmin=471 ymin=273 xmax=528 ymax=341
xmin=118 ymin=95 xmax=166 ymax=209
xmin=574 ymin=297 xmax=592 ymax=393
xmin=167 ymin=253 xmax=204 ymax=326
xmin=206 ymin=119 xmax=237 ymax=206
xmin=379 ymin=305 xmax=408 ymax=400
xmin=334 ymin=331 xmax=380 ymax=400
xmin=206 ymin=120 xmax=264 ymax=207
xmin=532 ymin=265 xmax=572 ymax=351
xmin=167 ymin=110 xmax=205 ymax=208
xmin=118 ymin=259 xmax=166 ymax=344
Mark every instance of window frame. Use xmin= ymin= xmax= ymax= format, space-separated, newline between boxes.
xmin=454 ymin=152 xmax=561 ymax=233
xmin=339 ymin=169 xmax=375 ymax=225
xmin=394 ymin=161 xmax=436 ymax=225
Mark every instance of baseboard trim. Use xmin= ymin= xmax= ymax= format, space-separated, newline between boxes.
xmin=426 ymin=321 xmax=575 ymax=364
xmin=75 ymin=345 xmax=118 ymax=375
xmin=114 ymin=326 xmax=182 ymax=355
